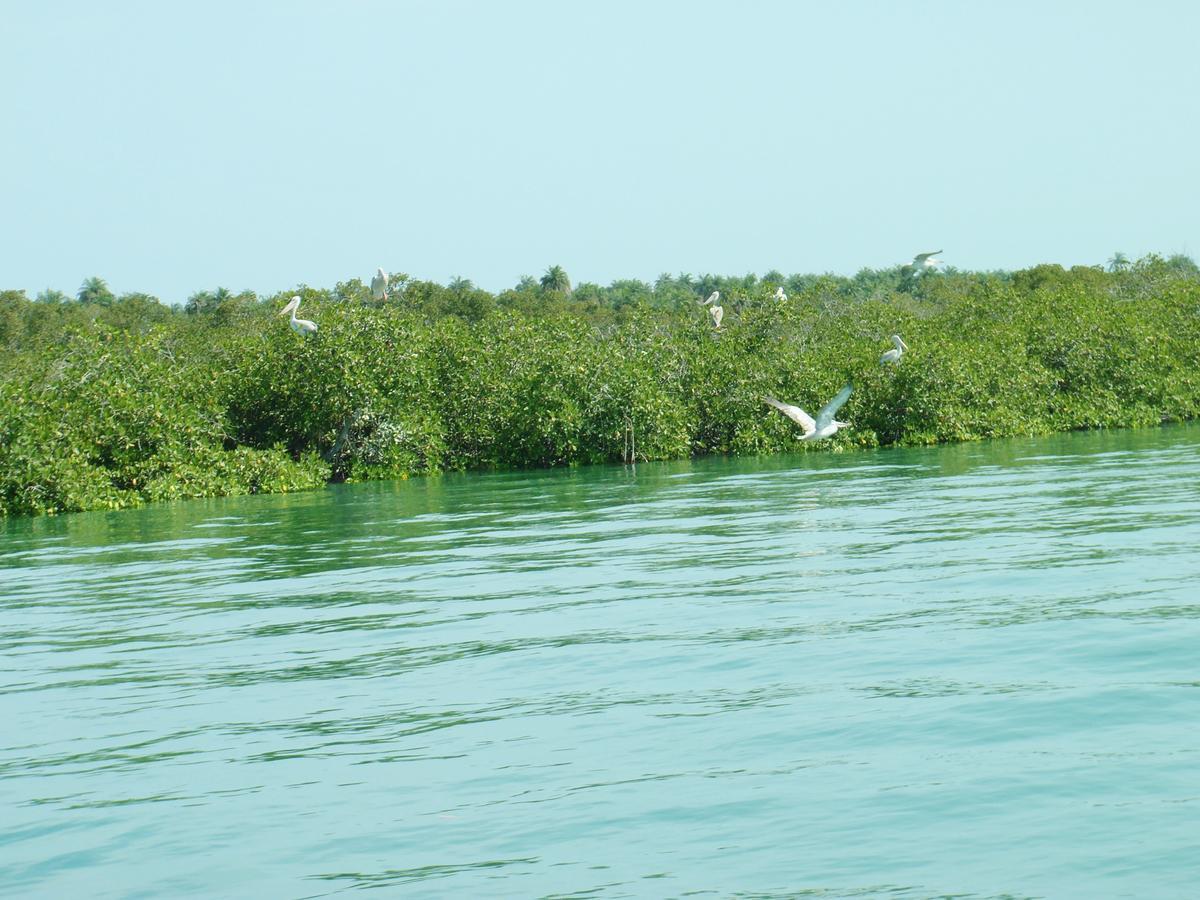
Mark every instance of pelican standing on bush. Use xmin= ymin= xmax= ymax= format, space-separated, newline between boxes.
xmin=880 ymin=334 xmax=908 ymax=364
xmin=371 ymin=267 xmax=389 ymax=301
xmin=279 ymin=296 xmax=318 ymax=337
xmin=763 ymin=384 xmax=853 ymax=442
xmin=774 ymin=285 xmax=787 ymax=301
xmin=911 ymin=250 xmax=942 ymax=273
xmin=710 ymin=304 xmax=724 ymax=329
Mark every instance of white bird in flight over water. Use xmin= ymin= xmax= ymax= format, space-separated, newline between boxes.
xmin=371 ymin=268 xmax=389 ymax=301
xmin=279 ymin=296 xmax=318 ymax=337
xmin=880 ymin=334 xmax=908 ymax=364
xmin=699 ymin=290 xmax=719 ymax=306
xmin=911 ymin=250 xmax=942 ymax=272
xmin=710 ymin=304 xmax=724 ymax=328
xmin=763 ymin=384 xmax=853 ymax=442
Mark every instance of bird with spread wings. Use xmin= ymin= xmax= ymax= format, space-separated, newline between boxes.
xmin=763 ymin=384 xmax=853 ymax=442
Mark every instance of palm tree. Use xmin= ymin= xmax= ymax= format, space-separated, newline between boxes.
xmin=540 ymin=265 xmax=571 ymax=294
xmin=77 ymin=276 xmax=115 ymax=306
xmin=1107 ymin=252 xmax=1130 ymax=273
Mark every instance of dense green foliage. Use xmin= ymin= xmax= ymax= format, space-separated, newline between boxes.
xmin=3 ymin=255 xmax=1200 ymax=517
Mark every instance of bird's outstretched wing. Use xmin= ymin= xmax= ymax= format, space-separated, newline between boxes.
xmin=815 ymin=384 xmax=853 ymax=429
xmin=763 ymin=396 xmax=815 ymax=435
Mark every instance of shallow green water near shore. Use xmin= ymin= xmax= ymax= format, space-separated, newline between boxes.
xmin=3 ymin=426 xmax=1199 ymax=897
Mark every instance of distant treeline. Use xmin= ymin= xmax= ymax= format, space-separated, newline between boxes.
xmin=3 ymin=253 xmax=1200 ymax=517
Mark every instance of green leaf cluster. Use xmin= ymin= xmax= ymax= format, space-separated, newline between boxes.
xmin=3 ymin=254 xmax=1199 ymax=517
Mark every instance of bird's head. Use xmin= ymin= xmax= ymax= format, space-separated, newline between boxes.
xmin=279 ymin=296 xmax=300 ymax=316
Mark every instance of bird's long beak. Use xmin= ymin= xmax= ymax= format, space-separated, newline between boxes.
xmin=899 ymin=337 xmax=909 ymax=351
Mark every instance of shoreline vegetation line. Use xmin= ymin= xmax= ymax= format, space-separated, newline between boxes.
xmin=3 ymin=254 xmax=1199 ymax=518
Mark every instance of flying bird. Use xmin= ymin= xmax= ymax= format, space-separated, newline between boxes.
xmin=371 ymin=268 xmax=389 ymax=301
xmin=710 ymin=304 xmax=724 ymax=328
xmin=699 ymin=290 xmax=719 ymax=306
xmin=911 ymin=250 xmax=942 ymax=272
xmin=279 ymin=296 xmax=318 ymax=337
xmin=763 ymin=384 xmax=853 ymax=442
xmin=880 ymin=334 xmax=909 ymax=364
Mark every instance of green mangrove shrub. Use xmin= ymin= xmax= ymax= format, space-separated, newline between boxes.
xmin=3 ymin=254 xmax=1200 ymax=516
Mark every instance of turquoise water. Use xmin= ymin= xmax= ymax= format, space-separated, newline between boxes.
xmin=2 ymin=426 xmax=1199 ymax=898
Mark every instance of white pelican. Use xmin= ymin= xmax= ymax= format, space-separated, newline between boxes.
xmin=880 ymin=334 xmax=908 ymax=364
xmin=371 ymin=267 xmax=389 ymax=301
xmin=911 ymin=250 xmax=942 ymax=272
xmin=763 ymin=384 xmax=853 ymax=442
xmin=774 ymin=285 xmax=787 ymax=301
xmin=699 ymin=290 xmax=719 ymax=306
xmin=710 ymin=305 xmax=724 ymax=328
xmin=279 ymin=296 xmax=318 ymax=337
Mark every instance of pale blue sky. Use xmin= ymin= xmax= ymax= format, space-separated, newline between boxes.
xmin=3 ymin=1 xmax=1198 ymax=302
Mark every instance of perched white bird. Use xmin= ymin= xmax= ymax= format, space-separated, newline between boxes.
xmin=699 ymin=290 xmax=719 ymax=306
xmin=763 ymin=384 xmax=853 ymax=442
xmin=371 ymin=267 xmax=389 ymax=301
xmin=911 ymin=250 xmax=942 ymax=272
xmin=279 ymin=296 xmax=318 ymax=337
xmin=774 ymin=285 xmax=787 ymax=301
xmin=879 ymin=334 xmax=909 ymax=365
xmin=710 ymin=305 xmax=724 ymax=328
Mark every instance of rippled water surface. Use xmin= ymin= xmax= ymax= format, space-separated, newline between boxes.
xmin=3 ymin=426 xmax=1200 ymax=898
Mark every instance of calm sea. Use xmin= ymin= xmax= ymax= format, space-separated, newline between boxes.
xmin=2 ymin=426 xmax=1199 ymax=898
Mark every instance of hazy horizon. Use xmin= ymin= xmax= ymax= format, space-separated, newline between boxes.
xmin=4 ymin=0 xmax=1198 ymax=303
